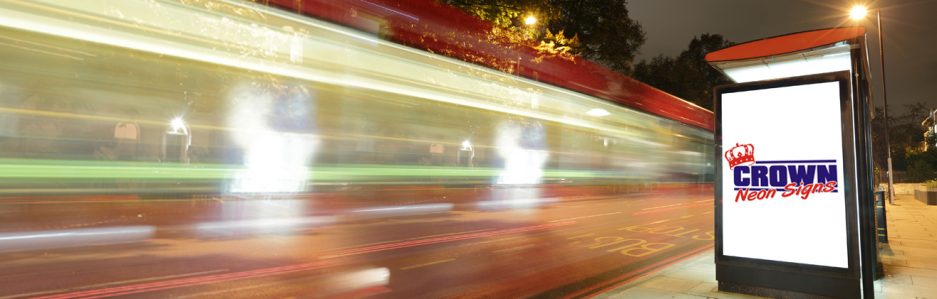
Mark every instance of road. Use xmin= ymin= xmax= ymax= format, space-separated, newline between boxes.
xmin=0 ymin=186 xmax=713 ymax=298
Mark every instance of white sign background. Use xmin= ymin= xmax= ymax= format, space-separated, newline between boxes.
xmin=721 ymin=81 xmax=849 ymax=268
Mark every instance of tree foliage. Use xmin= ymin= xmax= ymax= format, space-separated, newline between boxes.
xmin=872 ymin=102 xmax=937 ymax=182
xmin=442 ymin=0 xmax=645 ymax=74
xmin=633 ymin=34 xmax=733 ymax=110
xmin=906 ymin=152 xmax=937 ymax=182
xmin=533 ymin=29 xmax=580 ymax=62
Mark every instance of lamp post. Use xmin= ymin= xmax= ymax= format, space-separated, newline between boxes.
xmin=514 ymin=14 xmax=538 ymax=75
xmin=851 ymin=4 xmax=896 ymax=204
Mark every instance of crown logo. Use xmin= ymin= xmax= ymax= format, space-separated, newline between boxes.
xmin=724 ymin=143 xmax=755 ymax=169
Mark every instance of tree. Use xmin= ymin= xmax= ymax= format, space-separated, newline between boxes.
xmin=633 ymin=34 xmax=733 ymax=110
xmin=905 ymin=150 xmax=937 ymax=182
xmin=632 ymin=55 xmax=678 ymax=95
xmin=872 ymin=102 xmax=936 ymax=182
xmin=551 ymin=0 xmax=645 ymax=73
xmin=442 ymin=0 xmax=645 ymax=74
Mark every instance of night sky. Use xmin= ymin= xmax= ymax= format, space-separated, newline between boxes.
xmin=629 ymin=0 xmax=937 ymax=114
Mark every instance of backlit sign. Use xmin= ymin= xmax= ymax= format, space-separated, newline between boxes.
xmin=720 ymin=81 xmax=850 ymax=268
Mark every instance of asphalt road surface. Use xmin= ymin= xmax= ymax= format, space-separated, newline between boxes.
xmin=0 ymin=186 xmax=713 ymax=298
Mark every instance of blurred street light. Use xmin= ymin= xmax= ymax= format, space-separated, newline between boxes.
xmin=849 ymin=5 xmax=868 ymax=20
xmin=170 ymin=117 xmax=187 ymax=134
xmin=524 ymin=15 xmax=537 ymax=26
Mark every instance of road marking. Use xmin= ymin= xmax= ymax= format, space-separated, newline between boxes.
xmin=493 ymin=244 xmax=536 ymax=254
xmin=401 ymin=228 xmax=494 ymax=242
xmin=33 ymin=261 xmax=339 ymax=299
xmin=320 ymin=221 xmax=575 ymax=259
xmin=471 ymin=235 xmax=523 ymax=245
xmin=549 ymin=212 xmax=621 ymax=223
xmin=566 ymin=233 xmax=595 ymax=240
xmin=632 ymin=202 xmax=711 ymax=215
xmin=574 ymin=244 xmax=715 ymax=299
xmin=173 ymin=280 xmax=284 ymax=299
xmin=641 ymin=203 xmax=683 ymax=210
xmin=332 ymin=228 xmax=494 ymax=251
xmin=400 ymin=258 xmax=455 ymax=270
xmin=3 ymin=269 xmax=228 ymax=299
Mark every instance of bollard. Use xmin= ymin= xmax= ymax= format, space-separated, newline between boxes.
xmin=875 ymin=190 xmax=889 ymax=243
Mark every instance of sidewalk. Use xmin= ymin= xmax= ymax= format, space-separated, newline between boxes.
xmin=598 ymin=192 xmax=937 ymax=298
xmin=877 ymin=191 xmax=937 ymax=297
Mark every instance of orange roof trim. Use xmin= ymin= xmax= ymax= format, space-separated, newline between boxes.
xmin=705 ymin=27 xmax=865 ymax=62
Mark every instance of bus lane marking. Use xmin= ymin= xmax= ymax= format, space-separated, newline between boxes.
xmin=561 ymin=216 xmax=715 ymax=258
xmin=568 ymin=243 xmax=715 ymax=299
xmin=617 ymin=221 xmax=714 ymax=241
xmin=568 ymin=235 xmax=675 ymax=258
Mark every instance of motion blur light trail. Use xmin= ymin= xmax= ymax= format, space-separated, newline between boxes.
xmin=0 ymin=226 xmax=154 ymax=253
xmin=0 ymin=159 xmax=616 ymax=179
xmin=320 ymin=220 xmax=575 ymax=258
xmin=0 ymin=0 xmax=714 ymax=298
xmin=32 ymin=222 xmax=575 ymax=298
xmin=31 ymin=260 xmax=344 ymax=299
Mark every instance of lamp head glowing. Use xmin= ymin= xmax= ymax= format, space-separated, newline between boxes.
xmin=849 ymin=5 xmax=868 ymax=20
xmin=524 ymin=15 xmax=537 ymax=26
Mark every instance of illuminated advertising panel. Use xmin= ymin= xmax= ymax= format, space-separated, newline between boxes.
xmin=718 ymin=75 xmax=854 ymax=268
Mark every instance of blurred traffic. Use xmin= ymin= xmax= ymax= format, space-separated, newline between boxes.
xmin=0 ymin=0 xmax=713 ymax=298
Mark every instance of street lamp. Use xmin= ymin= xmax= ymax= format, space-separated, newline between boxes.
xmin=849 ymin=5 xmax=868 ymax=20
xmin=850 ymin=4 xmax=896 ymax=204
xmin=523 ymin=15 xmax=537 ymax=26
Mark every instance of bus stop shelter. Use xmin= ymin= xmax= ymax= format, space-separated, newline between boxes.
xmin=705 ymin=27 xmax=881 ymax=298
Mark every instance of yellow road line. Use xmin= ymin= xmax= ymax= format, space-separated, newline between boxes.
xmin=641 ymin=203 xmax=683 ymax=210
xmin=470 ymin=236 xmax=523 ymax=245
xmin=400 ymin=258 xmax=455 ymax=270
xmin=492 ymin=244 xmax=536 ymax=254
xmin=549 ymin=211 xmax=621 ymax=223
xmin=0 ymin=269 xmax=228 ymax=299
